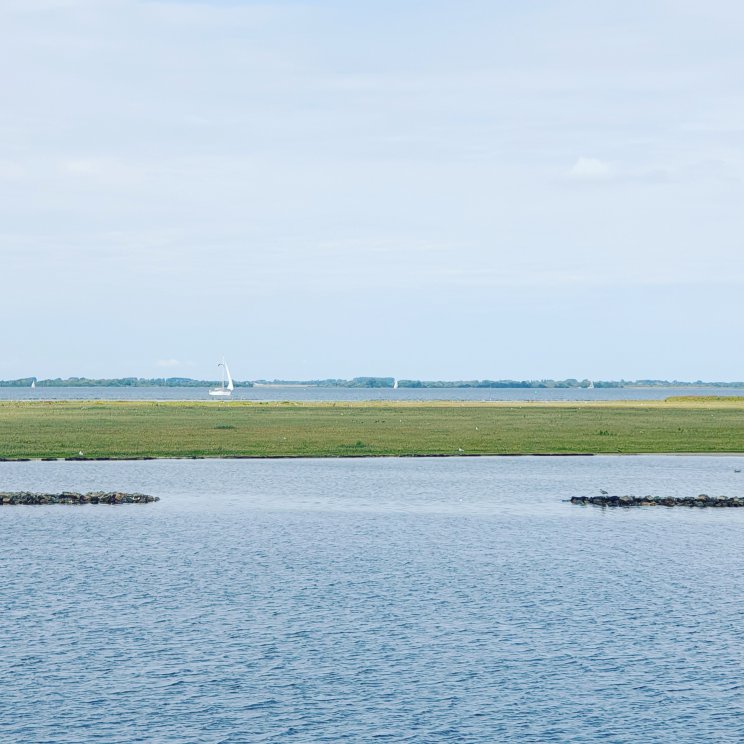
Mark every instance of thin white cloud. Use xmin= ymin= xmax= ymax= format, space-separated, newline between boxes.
xmin=0 ymin=160 xmax=25 ymax=180
xmin=567 ymin=156 xmax=612 ymax=181
xmin=62 ymin=158 xmax=104 ymax=175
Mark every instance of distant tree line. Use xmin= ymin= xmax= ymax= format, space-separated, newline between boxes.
xmin=0 ymin=377 xmax=254 ymax=388
xmin=396 ymin=379 xmax=744 ymax=388
xmin=1 ymin=377 xmax=743 ymax=388
xmin=253 ymin=377 xmax=395 ymax=388
xmin=398 ymin=379 xmax=599 ymax=388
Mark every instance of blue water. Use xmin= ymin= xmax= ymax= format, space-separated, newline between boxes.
xmin=2 ymin=385 xmax=744 ymax=402
xmin=2 ymin=456 xmax=744 ymax=742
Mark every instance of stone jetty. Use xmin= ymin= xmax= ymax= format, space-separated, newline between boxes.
xmin=0 ymin=491 xmax=159 ymax=505
xmin=571 ymin=494 xmax=744 ymax=508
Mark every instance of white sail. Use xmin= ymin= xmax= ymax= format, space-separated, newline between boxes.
xmin=209 ymin=359 xmax=233 ymax=397
xmin=31 ymin=380 xmax=35 ymax=389
xmin=393 ymin=378 xmax=398 ymax=389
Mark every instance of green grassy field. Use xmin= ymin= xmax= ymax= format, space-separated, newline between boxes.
xmin=0 ymin=399 xmax=743 ymax=459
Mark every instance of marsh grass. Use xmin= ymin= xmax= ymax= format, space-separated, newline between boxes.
xmin=0 ymin=400 xmax=743 ymax=459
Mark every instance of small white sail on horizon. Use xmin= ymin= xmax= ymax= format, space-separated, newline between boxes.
xmin=209 ymin=359 xmax=234 ymax=397
xmin=31 ymin=380 xmax=35 ymax=389
xmin=393 ymin=378 xmax=399 ymax=389
xmin=588 ymin=380 xmax=595 ymax=389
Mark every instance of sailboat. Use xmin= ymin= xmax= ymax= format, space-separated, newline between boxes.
xmin=31 ymin=380 xmax=36 ymax=389
xmin=393 ymin=378 xmax=399 ymax=390
xmin=209 ymin=359 xmax=234 ymax=397
xmin=588 ymin=380 xmax=595 ymax=389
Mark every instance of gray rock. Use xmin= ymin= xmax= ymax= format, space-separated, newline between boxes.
xmin=570 ymin=493 xmax=743 ymax=508
xmin=0 ymin=491 xmax=159 ymax=505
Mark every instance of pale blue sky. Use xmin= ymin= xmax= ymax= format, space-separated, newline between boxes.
xmin=1 ymin=0 xmax=742 ymax=380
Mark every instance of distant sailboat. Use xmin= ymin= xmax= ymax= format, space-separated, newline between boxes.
xmin=209 ymin=360 xmax=234 ymax=397
xmin=588 ymin=380 xmax=595 ymax=389
xmin=393 ymin=378 xmax=399 ymax=390
xmin=31 ymin=380 xmax=36 ymax=389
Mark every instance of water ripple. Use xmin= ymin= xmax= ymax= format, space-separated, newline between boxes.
xmin=1 ymin=456 xmax=744 ymax=742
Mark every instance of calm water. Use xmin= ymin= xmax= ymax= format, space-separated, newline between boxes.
xmin=2 ymin=456 xmax=744 ymax=743
xmin=2 ymin=385 xmax=744 ymax=402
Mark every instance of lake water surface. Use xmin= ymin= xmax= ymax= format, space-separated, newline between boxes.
xmin=2 ymin=456 xmax=743 ymax=742
xmin=2 ymin=385 xmax=744 ymax=402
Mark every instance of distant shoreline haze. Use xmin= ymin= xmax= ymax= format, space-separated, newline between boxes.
xmin=2 ymin=377 xmax=744 ymax=389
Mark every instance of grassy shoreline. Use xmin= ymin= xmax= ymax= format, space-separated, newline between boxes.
xmin=0 ymin=399 xmax=743 ymax=460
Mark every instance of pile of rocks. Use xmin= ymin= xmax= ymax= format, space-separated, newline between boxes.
xmin=0 ymin=491 xmax=159 ymax=505
xmin=571 ymin=494 xmax=744 ymax=508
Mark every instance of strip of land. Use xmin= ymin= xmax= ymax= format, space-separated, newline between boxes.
xmin=0 ymin=398 xmax=743 ymax=459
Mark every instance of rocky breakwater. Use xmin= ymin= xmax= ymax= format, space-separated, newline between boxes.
xmin=0 ymin=491 xmax=159 ymax=505
xmin=571 ymin=494 xmax=744 ymax=508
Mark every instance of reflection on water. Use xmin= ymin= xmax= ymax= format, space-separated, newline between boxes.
xmin=2 ymin=456 xmax=744 ymax=742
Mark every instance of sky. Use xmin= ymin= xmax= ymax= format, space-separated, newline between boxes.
xmin=1 ymin=0 xmax=743 ymax=381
